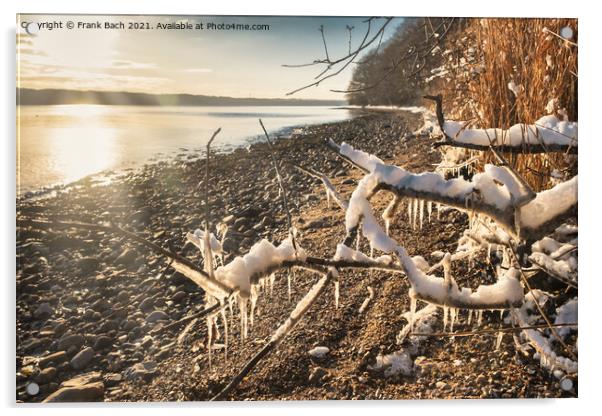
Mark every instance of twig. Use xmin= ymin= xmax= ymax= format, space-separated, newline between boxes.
xmin=259 ymin=120 xmax=295 ymax=248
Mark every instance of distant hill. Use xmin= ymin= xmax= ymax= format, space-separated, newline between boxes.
xmin=17 ymin=88 xmax=346 ymax=107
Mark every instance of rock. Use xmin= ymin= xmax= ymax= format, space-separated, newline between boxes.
xmin=38 ymin=351 xmax=68 ymax=368
xmin=124 ymin=361 xmax=157 ymax=381
xmin=476 ymin=374 xmax=487 ymax=385
xmin=42 ymin=381 xmax=104 ymax=402
xmin=33 ymin=303 xmax=53 ymax=319
xmin=103 ymin=373 xmax=122 ymax=387
xmin=70 ymin=347 xmax=95 ymax=370
xmin=93 ymin=336 xmax=113 ymax=350
xmin=60 ymin=371 xmax=102 ymax=388
xmin=139 ymin=297 xmax=155 ymax=311
xmin=171 ymin=291 xmax=187 ymax=303
xmin=35 ymin=367 xmax=57 ymax=384
xmin=308 ymin=346 xmax=330 ymax=358
xmin=146 ymin=310 xmax=169 ymax=323
xmin=91 ymin=298 xmax=111 ymax=312
xmin=58 ymin=334 xmax=85 ymax=351
xmin=222 ymin=215 xmax=235 ymax=224
xmin=140 ymin=335 xmax=153 ymax=349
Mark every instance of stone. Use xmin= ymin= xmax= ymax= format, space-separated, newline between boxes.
xmin=38 ymin=351 xmax=68 ymax=368
xmin=124 ymin=361 xmax=157 ymax=381
xmin=70 ymin=347 xmax=95 ymax=370
xmin=171 ymin=291 xmax=187 ymax=303
xmin=145 ymin=310 xmax=169 ymax=323
xmin=103 ymin=373 xmax=123 ymax=387
xmin=139 ymin=297 xmax=155 ymax=311
xmin=42 ymin=381 xmax=104 ymax=402
xmin=61 ymin=371 xmax=102 ymax=388
xmin=33 ymin=303 xmax=53 ymax=319
xmin=58 ymin=334 xmax=85 ymax=351
xmin=35 ymin=367 xmax=57 ymax=384
xmin=93 ymin=336 xmax=113 ymax=350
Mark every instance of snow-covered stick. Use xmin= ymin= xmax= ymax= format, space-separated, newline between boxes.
xmin=210 ymin=268 xmax=335 ymax=401
xmin=425 ymin=95 xmax=578 ymax=154
xmin=333 ymin=140 xmax=577 ymax=241
xmin=507 ymin=244 xmax=577 ymax=361
xmin=203 ymin=128 xmax=221 ymax=279
xmin=529 ymin=253 xmax=578 ymax=289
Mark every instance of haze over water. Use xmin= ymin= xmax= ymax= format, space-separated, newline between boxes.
xmin=17 ymin=104 xmax=352 ymax=195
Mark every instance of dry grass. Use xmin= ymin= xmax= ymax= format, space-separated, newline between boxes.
xmin=429 ymin=18 xmax=578 ymax=190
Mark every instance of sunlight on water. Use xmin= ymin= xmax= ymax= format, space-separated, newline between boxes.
xmin=17 ymin=104 xmax=351 ymax=194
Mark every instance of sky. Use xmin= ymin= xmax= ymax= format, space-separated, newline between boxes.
xmin=17 ymin=15 xmax=403 ymax=100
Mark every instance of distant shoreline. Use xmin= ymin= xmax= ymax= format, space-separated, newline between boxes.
xmin=17 ymin=88 xmax=346 ymax=107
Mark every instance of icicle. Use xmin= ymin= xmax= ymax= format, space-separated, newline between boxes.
xmin=412 ymin=199 xmax=418 ymax=229
xmin=467 ymin=309 xmax=473 ymax=325
xmin=450 ymin=307 xmax=457 ymax=332
xmin=206 ymin=316 xmax=213 ymax=369
xmin=269 ymin=272 xmax=275 ymax=296
xmin=419 ymin=199 xmax=425 ymax=229
xmin=334 ymin=281 xmax=340 ymax=309
xmin=385 ymin=218 xmax=391 ymax=236
xmin=407 ymin=198 xmax=413 ymax=223
xmin=477 ymin=310 xmax=483 ymax=326
xmin=249 ymin=284 xmax=259 ymax=327
xmin=487 ymin=243 xmax=492 ymax=263
xmin=499 ymin=310 xmax=504 ymax=320
xmin=427 ymin=201 xmax=433 ymax=222
xmin=443 ymin=306 xmax=449 ymax=330
xmin=496 ymin=331 xmax=504 ymax=350
xmin=238 ymin=297 xmax=248 ymax=340
xmin=220 ymin=304 xmax=229 ymax=361
xmin=356 ymin=232 xmax=361 ymax=251
xmin=409 ymin=296 xmax=417 ymax=330
xmin=286 ymin=269 xmax=293 ymax=302
xmin=228 ymin=296 xmax=234 ymax=327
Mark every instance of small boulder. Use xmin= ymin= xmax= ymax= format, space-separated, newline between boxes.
xmin=70 ymin=347 xmax=95 ymax=370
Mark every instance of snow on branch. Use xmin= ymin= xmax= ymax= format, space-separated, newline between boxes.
xmin=438 ymin=115 xmax=578 ymax=154
xmin=330 ymin=140 xmax=577 ymax=241
xmin=425 ymin=95 xmax=578 ymax=154
xmin=343 ymin=170 xmax=524 ymax=310
xmin=512 ymin=291 xmax=578 ymax=374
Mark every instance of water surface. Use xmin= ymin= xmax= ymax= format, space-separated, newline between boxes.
xmin=17 ymin=105 xmax=351 ymax=195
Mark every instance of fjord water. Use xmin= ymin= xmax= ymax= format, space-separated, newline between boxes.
xmin=17 ymin=105 xmax=351 ymax=195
